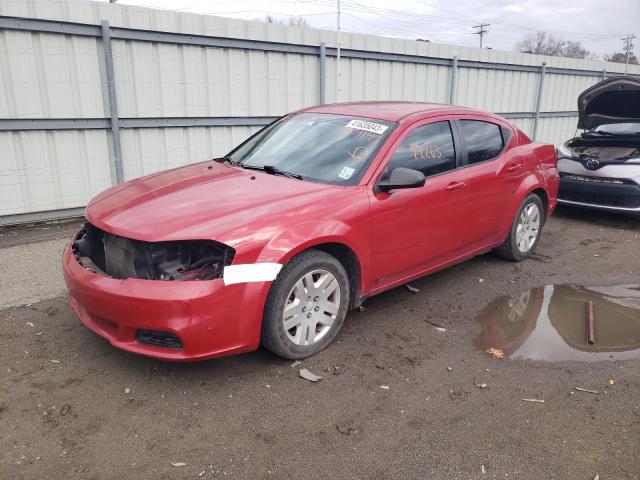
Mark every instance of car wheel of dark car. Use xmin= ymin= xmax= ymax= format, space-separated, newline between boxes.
xmin=261 ymin=249 xmax=351 ymax=359
xmin=494 ymin=194 xmax=544 ymax=261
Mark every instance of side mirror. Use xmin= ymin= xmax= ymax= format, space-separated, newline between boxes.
xmin=377 ymin=167 xmax=426 ymax=193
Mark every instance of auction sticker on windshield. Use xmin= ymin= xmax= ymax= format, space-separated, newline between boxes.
xmin=346 ymin=119 xmax=389 ymax=135
xmin=338 ymin=166 xmax=355 ymax=179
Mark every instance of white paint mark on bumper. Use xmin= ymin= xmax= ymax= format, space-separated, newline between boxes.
xmin=223 ymin=263 xmax=283 ymax=286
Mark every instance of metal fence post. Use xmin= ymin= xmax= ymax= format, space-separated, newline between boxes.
xmin=100 ymin=20 xmax=124 ymax=184
xmin=532 ymin=62 xmax=546 ymax=141
xmin=449 ymin=56 xmax=458 ymax=104
xmin=319 ymin=42 xmax=326 ymax=104
xmin=601 ymin=69 xmax=607 ymax=81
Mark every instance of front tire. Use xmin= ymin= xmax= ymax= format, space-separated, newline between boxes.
xmin=261 ymin=249 xmax=350 ymax=359
xmin=495 ymin=194 xmax=544 ymax=261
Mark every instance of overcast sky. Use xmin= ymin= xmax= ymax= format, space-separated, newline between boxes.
xmin=109 ymin=0 xmax=639 ymax=58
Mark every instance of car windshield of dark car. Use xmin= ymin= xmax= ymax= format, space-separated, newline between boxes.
xmin=228 ymin=113 xmax=396 ymax=185
xmin=593 ymin=122 xmax=640 ymax=135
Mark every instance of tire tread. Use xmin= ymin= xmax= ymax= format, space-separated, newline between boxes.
xmin=495 ymin=193 xmax=544 ymax=262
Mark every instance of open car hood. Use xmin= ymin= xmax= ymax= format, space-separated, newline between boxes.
xmin=577 ymin=76 xmax=640 ymax=130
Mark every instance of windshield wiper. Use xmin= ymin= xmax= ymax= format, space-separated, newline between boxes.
xmin=239 ymin=164 xmax=303 ymax=180
xmin=215 ymin=154 xmax=239 ymax=166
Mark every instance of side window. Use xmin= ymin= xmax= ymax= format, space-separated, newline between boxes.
xmin=459 ymin=120 xmax=504 ymax=165
xmin=385 ymin=121 xmax=456 ymax=178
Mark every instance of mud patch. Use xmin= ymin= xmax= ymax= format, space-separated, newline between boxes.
xmin=476 ymin=284 xmax=640 ymax=362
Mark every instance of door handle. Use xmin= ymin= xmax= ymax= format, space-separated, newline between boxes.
xmin=507 ymin=162 xmax=524 ymax=172
xmin=445 ymin=181 xmax=466 ymax=192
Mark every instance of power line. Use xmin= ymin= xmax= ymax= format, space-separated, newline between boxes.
xmin=336 ymin=0 xmax=341 ymax=102
xmin=621 ymin=34 xmax=637 ymax=74
xmin=102 ymin=0 xmax=631 ymax=51
xmin=411 ymin=0 xmax=478 ymax=22
xmin=295 ymin=0 xmax=629 ymax=39
xmin=472 ymin=23 xmax=489 ymax=48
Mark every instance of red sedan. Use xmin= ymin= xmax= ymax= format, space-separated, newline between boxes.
xmin=63 ymin=102 xmax=559 ymax=361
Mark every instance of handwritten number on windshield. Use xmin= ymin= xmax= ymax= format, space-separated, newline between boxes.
xmin=348 ymin=145 xmax=370 ymax=161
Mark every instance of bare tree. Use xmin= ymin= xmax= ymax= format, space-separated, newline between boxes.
xmin=516 ymin=31 xmax=595 ymax=59
xmin=259 ymin=15 xmax=309 ymax=27
xmin=261 ymin=15 xmax=283 ymax=24
xmin=517 ymin=31 xmax=563 ymax=56
xmin=562 ymin=40 xmax=596 ymax=60
xmin=606 ymin=51 xmax=638 ymax=65
xmin=288 ymin=16 xmax=309 ymax=27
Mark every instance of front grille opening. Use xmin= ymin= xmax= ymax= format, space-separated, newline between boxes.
xmin=72 ymin=222 xmax=235 ymax=281
xmin=559 ymin=173 xmax=627 ymax=185
xmin=136 ymin=330 xmax=183 ymax=349
xmin=559 ymin=190 xmax=640 ymax=208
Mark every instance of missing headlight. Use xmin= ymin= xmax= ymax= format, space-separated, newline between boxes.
xmin=72 ymin=223 xmax=235 ymax=281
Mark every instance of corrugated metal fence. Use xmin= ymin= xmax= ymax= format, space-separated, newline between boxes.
xmin=2 ymin=0 xmax=639 ymax=224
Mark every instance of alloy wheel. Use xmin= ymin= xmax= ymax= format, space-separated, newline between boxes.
xmin=515 ymin=203 xmax=541 ymax=253
xmin=282 ymin=269 xmax=341 ymax=346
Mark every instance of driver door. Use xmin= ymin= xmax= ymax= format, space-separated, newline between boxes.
xmin=368 ymin=119 xmax=470 ymax=290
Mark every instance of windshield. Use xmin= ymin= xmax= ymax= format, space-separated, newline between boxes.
xmin=228 ymin=113 xmax=396 ymax=185
xmin=593 ymin=123 xmax=640 ymax=135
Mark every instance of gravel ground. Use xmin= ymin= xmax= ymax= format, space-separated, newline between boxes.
xmin=1 ymin=207 xmax=639 ymax=480
xmin=0 ymin=220 xmax=82 ymax=308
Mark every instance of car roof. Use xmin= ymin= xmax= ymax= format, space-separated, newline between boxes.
xmin=300 ymin=101 xmax=491 ymax=123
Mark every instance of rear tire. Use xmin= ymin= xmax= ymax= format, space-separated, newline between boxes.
xmin=495 ymin=194 xmax=544 ymax=261
xmin=261 ymin=249 xmax=350 ymax=360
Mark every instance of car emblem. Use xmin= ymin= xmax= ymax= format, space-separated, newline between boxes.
xmin=585 ymin=159 xmax=600 ymax=169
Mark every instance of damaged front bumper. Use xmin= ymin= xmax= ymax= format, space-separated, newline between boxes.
xmin=62 ymin=236 xmax=268 ymax=361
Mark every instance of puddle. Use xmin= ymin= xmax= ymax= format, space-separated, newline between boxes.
xmin=476 ymin=284 xmax=640 ymax=362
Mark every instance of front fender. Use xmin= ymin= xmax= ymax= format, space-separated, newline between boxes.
xmin=266 ymin=220 xmax=361 ymax=259
xmin=260 ymin=220 xmax=369 ymax=286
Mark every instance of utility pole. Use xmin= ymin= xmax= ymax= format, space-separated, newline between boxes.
xmin=621 ymin=34 xmax=637 ymax=74
xmin=473 ymin=23 xmax=489 ymax=49
xmin=336 ymin=0 xmax=342 ymax=102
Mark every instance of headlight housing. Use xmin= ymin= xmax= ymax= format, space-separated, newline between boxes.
xmin=73 ymin=223 xmax=235 ymax=281
xmin=556 ymin=144 xmax=576 ymax=160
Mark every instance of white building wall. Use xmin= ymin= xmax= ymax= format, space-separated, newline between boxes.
xmin=1 ymin=0 xmax=639 ymax=220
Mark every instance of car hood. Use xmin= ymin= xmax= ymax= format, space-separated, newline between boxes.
xmin=578 ymin=76 xmax=640 ymax=130
xmin=85 ymin=162 xmax=343 ymax=244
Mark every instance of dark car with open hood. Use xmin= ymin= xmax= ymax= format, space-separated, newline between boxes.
xmin=557 ymin=76 xmax=640 ymax=214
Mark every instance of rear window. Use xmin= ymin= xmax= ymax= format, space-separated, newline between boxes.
xmin=460 ymin=120 xmax=504 ymax=164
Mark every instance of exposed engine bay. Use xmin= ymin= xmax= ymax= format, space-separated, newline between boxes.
xmin=566 ymin=138 xmax=640 ymax=162
xmin=72 ymin=223 xmax=235 ymax=281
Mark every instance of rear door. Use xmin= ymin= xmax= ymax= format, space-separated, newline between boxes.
xmin=456 ymin=118 xmax=523 ymax=247
xmin=368 ymin=119 xmax=470 ymax=289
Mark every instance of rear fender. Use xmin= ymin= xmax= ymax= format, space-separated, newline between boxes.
xmin=497 ymin=173 xmax=549 ymax=242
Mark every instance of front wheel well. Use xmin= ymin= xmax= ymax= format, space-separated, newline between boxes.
xmin=301 ymin=243 xmax=362 ymax=310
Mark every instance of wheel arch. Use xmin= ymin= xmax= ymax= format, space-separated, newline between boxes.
xmin=530 ymin=187 xmax=549 ymax=221
xmin=304 ymin=242 xmax=362 ymax=309
xmin=498 ymin=175 xmax=549 ymax=242
xmin=255 ymin=219 xmax=369 ymax=309
xmin=272 ymin=238 xmax=363 ymax=310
